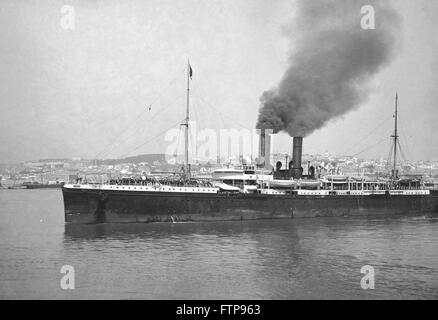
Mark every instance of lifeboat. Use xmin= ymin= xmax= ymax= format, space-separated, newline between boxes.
xmin=211 ymin=182 xmax=241 ymax=192
xmin=297 ymin=180 xmax=321 ymax=189
xmin=325 ymin=175 xmax=348 ymax=182
xmin=268 ymin=180 xmax=298 ymax=189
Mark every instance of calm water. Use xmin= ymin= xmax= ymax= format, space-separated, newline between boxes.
xmin=0 ymin=189 xmax=437 ymax=299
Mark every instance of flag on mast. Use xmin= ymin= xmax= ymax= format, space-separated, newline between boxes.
xmin=189 ymin=63 xmax=193 ymax=80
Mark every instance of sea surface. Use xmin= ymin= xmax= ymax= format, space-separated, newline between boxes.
xmin=0 ymin=189 xmax=437 ymax=299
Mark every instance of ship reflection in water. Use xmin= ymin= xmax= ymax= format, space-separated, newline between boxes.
xmin=63 ymin=217 xmax=438 ymax=300
xmin=0 ymin=190 xmax=437 ymax=299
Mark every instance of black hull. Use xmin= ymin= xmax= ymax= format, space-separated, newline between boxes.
xmin=26 ymin=184 xmax=63 ymax=189
xmin=62 ymin=187 xmax=438 ymax=224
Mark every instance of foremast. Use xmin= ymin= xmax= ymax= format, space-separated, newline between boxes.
xmin=183 ymin=61 xmax=192 ymax=180
xmin=391 ymin=92 xmax=399 ymax=180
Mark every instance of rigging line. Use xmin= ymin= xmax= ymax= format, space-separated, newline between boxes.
xmin=187 ymin=96 xmax=198 ymax=162
xmin=397 ymin=117 xmax=413 ymax=160
xmin=174 ymin=125 xmax=182 ymax=159
xmin=400 ymin=138 xmax=412 ymax=162
xmin=397 ymin=139 xmax=407 ymax=162
xmin=88 ymin=77 xmax=182 ymax=134
xmin=340 ymin=116 xmax=392 ymax=156
xmin=396 ymin=106 xmax=409 ymax=136
xmin=192 ymin=97 xmax=208 ymax=161
xmin=396 ymin=139 xmax=404 ymax=163
xmin=93 ymin=73 xmax=184 ymax=159
xmin=190 ymin=92 xmax=252 ymax=162
xmin=350 ymin=136 xmax=389 ymax=158
xmin=98 ymin=108 xmax=153 ymax=159
xmin=191 ymin=91 xmax=252 ymax=130
xmin=189 ymin=125 xmax=196 ymax=163
xmin=386 ymin=142 xmax=394 ymax=171
xmin=96 ymin=95 xmax=181 ymax=160
xmin=190 ymin=101 xmax=200 ymax=162
xmin=118 ymin=119 xmax=185 ymax=159
xmin=183 ymin=63 xmax=224 ymax=95
xmin=192 ymin=92 xmax=244 ymax=134
xmin=99 ymin=95 xmax=185 ymax=159
xmin=94 ymin=102 xmax=155 ymax=159
xmin=192 ymin=96 xmax=203 ymax=133
xmin=191 ymin=90 xmax=226 ymax=130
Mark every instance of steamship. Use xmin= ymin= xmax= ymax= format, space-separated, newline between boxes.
xmin=62 ymin=66 xmax=438 ymax=223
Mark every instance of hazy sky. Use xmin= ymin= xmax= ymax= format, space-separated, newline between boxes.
xmin=0 ymin=0 xmax=437 ymax=163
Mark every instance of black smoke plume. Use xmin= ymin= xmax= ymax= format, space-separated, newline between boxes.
xmin=256 ymin=0 xmax=400 ymax=136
